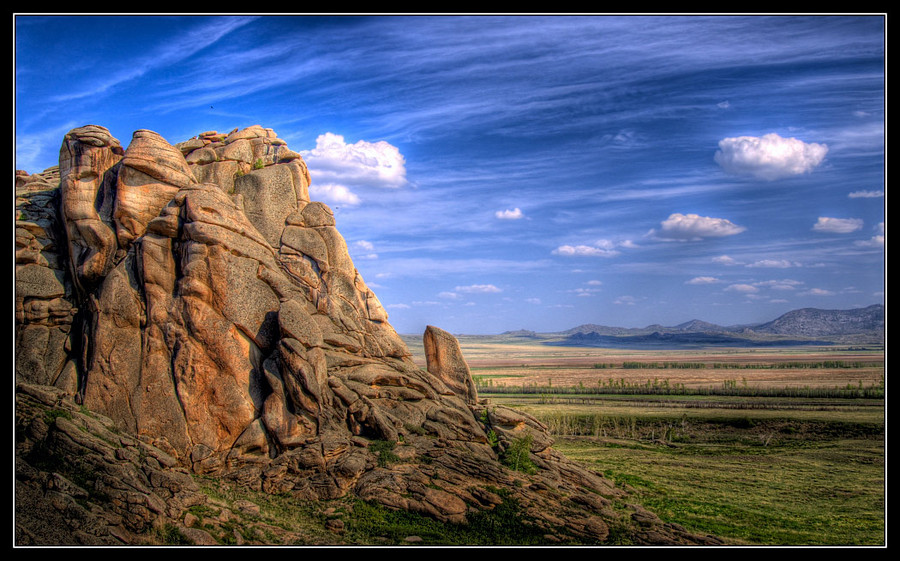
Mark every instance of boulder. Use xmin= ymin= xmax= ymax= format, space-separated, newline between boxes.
xmin=423 ymin=325 xmax=479 ymax=405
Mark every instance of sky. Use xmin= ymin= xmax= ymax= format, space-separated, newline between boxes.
xmin=14 ymin=14 xmax=886 ymax=335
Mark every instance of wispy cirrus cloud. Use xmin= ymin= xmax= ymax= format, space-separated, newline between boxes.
xmin=51 ymin=17 xmax=259 ymax=103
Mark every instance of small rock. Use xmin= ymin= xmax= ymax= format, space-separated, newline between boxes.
xmin=234 ymin=499 xmax=260 ymax=517
xmin=325 ymin=518 xmax=344 ymax=533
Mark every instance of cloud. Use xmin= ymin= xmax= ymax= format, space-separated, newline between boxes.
xmin=525 ymin=298 xmax=542 ymax=305
xmin=552 ymin=239 xmax=626 ymax=257
xmin=613 ymin=295 xmax=642 ymax=306
xmin=855 ymin=222 xmax=885 ymax=247
xmin=553 ymin=245 xmax=619 ymax=257
xmin=802 ymin=288 xmax=835 ymax=296
xmin=309 ymin=183 xmax=361 ymax=206
xmin=713 ymin=255 xmax=741 ymax=266
xmin=686 ymin=276 xmax=720 ymax=285
xmin=651 ymin=213 xmax=746 ymax=241
xmin=848 ymin=190 xmax=884 ymax=198
xmin=301 ymin=133 xmax=408 ymax=196
xmin=812 ymin=217 xmax=863 ymax=234
xmin=568 ymin=287 xmax=602 ymax=297
xmin=747 ymin=259 xmax=800 ymax=269
xmin=454 ymin=284 xmax=502 ymax=294
xmin=495 ymin=208 xmax=524 ymax=220
xmin=725 ymin=284 xmax=759 ymax=294
xmin=714 ymin=133 xmax=828 ymax=180
xmin=755 ymin=279 xmax=804 ymax=290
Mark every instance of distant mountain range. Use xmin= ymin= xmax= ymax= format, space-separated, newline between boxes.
xmin=504 ymin=305 xmax=885 ymax=348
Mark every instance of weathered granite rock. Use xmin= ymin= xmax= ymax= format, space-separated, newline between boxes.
xmin=15 ymin=383 xmax=208 ymax=545
xmin=15 ymin=166 xmax=78 ymax=390
xmin=424 ymin=325 xmax=479 ymax=405
xmin=58 ymin=125 xmax=123 ymax=296
xmin=115 ymin=129 xmax=196 ymax=248
xmin=16 ymin=124 xmax=721 ymax=546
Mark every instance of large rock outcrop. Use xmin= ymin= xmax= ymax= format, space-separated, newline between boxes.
xmin=15 ymin=125 xmax=721 ymax=545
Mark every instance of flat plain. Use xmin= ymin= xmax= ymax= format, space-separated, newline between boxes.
xmin=405 ymin=335 xmax=886 ymax=546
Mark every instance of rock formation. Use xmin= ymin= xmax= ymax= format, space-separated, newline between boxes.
xmin=15 ymin=125 xmax=721 ymax=545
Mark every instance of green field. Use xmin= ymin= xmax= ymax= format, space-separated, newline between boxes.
xmin=424 ymin=339 xmax=886 ymax=546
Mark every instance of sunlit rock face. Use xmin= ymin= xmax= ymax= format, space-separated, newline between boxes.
xmin=15 ymin=125 xmax=718 ymax=545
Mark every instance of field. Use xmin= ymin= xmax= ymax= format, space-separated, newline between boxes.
xmin=405 ymin=336 xmax=886 ymax=546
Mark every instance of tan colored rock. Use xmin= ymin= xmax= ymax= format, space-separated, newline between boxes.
xmin=234 ymin=163 xmax=303 ymax=247
xmin=115 ymin=129 xmax=196 ymax=247
xmin=423 ymin=325 xmax=479 ymax=405
xmin=189 ymin=159 xmax=245 ymax=194
xmin=59 ymin=125 xmax=123 ymax=294
xmin=16 ymin=168 xmax=78 ymax=387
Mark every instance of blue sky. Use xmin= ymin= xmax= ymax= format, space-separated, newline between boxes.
xmin=15 ymin=14 xmax=886 ymax=334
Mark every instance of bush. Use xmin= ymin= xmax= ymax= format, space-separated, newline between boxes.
xmin=500 ymin=434 xmax=537 ymax=474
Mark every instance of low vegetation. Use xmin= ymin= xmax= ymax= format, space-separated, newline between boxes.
xmin=467 ymin=344 xmax=885 ymax=546
xmin=185 ymin=476 xmax=570 ymax=546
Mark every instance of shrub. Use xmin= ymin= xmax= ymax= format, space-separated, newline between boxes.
xmin=500 ymin=434 xmax=537 ymax=474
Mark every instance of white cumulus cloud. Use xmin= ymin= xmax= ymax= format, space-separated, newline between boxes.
xmin=495 ymin=208 xmax=524 ymax=220
xmin=652 ymin=213 xmax=746 ymax=241
xmin=812 ymin=217 xmax=864 ymax=234
xmin=301 ymin=133 xmax=408 ymax=200
xmin=309 ymin=183 xmax=361 ymax=206
xmin=714 ymin=133 xmax=828 ymax=180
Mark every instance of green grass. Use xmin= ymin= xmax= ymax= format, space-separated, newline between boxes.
xmin=549 ymin=423 xmax=884 ymax=545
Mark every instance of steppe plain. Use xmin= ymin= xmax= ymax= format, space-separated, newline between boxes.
xmin=405 ymin=334 xmax=885 ymax=546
